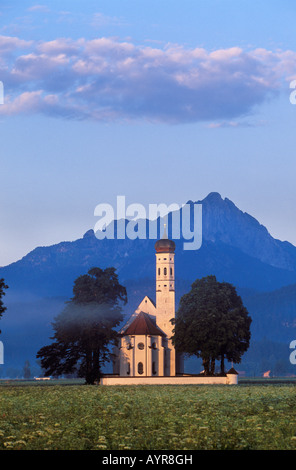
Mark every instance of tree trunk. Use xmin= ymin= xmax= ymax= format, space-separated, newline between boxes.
xmin=202 ymin=357 xmax=210 ymax=375
xmin=220 ymin=354 xmax=225 ymax=375
xmin=85 ymin=347 xmax=102 ymax=385
xmin=210 ymin=357 xmax=215 ymax=375
xmin=85 ymin=348 xmax=94 ymax=384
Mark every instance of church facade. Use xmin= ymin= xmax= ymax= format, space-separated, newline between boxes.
xmin=112 ymin=232 xmax=184 ymax=377
xmin=102 ymin=231 xmax=238 ymax=385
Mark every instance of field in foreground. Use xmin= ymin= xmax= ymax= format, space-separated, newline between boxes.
xmin=0 ymin=381 xmax=295 ymax=450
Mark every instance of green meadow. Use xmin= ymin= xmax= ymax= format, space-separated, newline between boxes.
xmin=0 ymin=380 xmax=295 ymax=450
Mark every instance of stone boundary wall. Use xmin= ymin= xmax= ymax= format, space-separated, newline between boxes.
xmin=100 ymin=374 xmax=238 ymax=385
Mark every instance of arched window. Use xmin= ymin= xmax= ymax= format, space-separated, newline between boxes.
xmin=170 ymin=267 xmax=173 ymax=276
xmin=138 ymin=362 xmax=144 ymax=375
xmin=164 ymin=267 xmax=167 ymax=275
xmin=152 ymin=362 xmax=157 ymax=375
xmin=158 ymin=268 xmax=160 ymax=276
xmin=127 ymin=362 xmax=130 ymax=375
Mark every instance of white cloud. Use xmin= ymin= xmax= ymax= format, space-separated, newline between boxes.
xmin=209 ymin=47 xmax=243 ymax=61
xmin=0 ymin=90 xmax=44 ymax=115
xmin=0 ymin=35 xmax=33 ymax=53
xmin=0 ymin=35 xmax=295 ymax=123
xmin=27 ymin=5 xmax=51 ymax=13
xmin=36 ymin=38 xmax=81 ymax=55
xmin=91 ymin=12 xmax=126 ymax=28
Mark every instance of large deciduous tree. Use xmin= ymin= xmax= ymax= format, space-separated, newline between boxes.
xmin=37 ymin=267 xmax=127 ymax=384
xmin=172 ymin=275 xmax=251 ymax=375
xmin=0 ymin=278 xmax=8 ymax=334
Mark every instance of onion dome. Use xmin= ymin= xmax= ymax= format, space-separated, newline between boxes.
xmin=155 ymin=238 xmax=175 ymax=253
xmin=155 ymin=224 xmax=175 ymax=253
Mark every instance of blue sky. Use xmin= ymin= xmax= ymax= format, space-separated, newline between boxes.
xmin=1 ymin=1 xmax=296 ymax=266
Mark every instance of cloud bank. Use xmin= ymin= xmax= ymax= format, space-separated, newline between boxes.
xmin=0 ymin=35 xmax=295 ymax=124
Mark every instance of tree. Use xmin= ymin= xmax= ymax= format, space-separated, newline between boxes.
xmin=23 ymin=360 xmax=31 ymax=379
xmin=0 ymin=278 xmax=8 ymax=334
xmin=37 ymin=267 xmax=127 ymax=384
xmin=172 ymin=275 xmax=251 ymax=375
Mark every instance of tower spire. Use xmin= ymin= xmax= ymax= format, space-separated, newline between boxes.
xmin=162 ymin=222 xmax=168 ymax=239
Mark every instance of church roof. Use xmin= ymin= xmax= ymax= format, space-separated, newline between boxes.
xmin=155 ymin=238 xmax=175 ymax=253
xmin=121 ymin=311 xmax=166 ymax=337
xmin=154 ymin=224 xmax=176 ymax=253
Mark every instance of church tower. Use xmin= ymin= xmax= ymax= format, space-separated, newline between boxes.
xmin=155 ymin=226 xmax=176 ymax=375
xmin=113 ymin=226 xmax=181 ymax=378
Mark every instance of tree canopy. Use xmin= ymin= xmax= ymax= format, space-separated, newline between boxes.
xmin=0 ymin=278 xmax=8 ymax=334
xmin=71 ymin=267 xmax=127 ymax=306
xmin=37 ymin=267 xmax=127 ymax=384
xmin=172 ymin=275 xmax=251 ymax=375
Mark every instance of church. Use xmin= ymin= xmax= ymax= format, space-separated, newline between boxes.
xmin=112 ymin=227 xmax=183 ymax=378
xmin=101 ymin=229 xmax=238 ymax=385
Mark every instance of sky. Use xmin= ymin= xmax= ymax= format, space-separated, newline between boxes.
xmin=1 ymin=0 xmax=296 ymax=266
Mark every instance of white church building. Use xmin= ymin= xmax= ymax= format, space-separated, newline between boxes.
xmin=101 ymin=230 xmax=238 ymax=385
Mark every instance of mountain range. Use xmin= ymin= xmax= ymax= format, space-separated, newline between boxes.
xmin=1 ymin=192 xmax=296 ymax=377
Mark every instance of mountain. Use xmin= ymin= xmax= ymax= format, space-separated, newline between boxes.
xmin=242 ymin=283 xmax=296 ymax=342
xmin=1 ymin=192 xmax=296 ymax=376
xmin=2 ymin=192 xmax=296 ymax=296
xmin=198 ymin=192 xmax=296 ymax=272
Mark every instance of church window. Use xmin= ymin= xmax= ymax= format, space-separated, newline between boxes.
xmin=138 ymin=342 xmax=144 ymax=350
xmin=138 ymin=362 xmax=144 ymax=375
xmin=170 ymin=268 xmax=173 ymax=275
xmin=152 ymin=362 xmax=157 ymax=375
xmin=164 ymin=267 xmax=167 ymax=275
xmin=127 ymin=362 xmax=130 ymax=375
xmin=158 ymin=268 xmax=160 ymax=275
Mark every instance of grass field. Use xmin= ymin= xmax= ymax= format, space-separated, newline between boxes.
xmin=0 ymin=379 xmax=295 ymax=450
